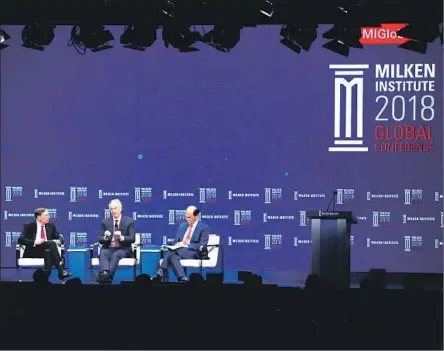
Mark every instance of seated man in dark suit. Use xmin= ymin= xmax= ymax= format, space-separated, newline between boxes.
xmin=97 ymin=199 xmax=136 ymax=282
xmin=155 ymin=206 xmax=209 ymax=282
xmin=18 ymin=207 xmax=71 ymax=280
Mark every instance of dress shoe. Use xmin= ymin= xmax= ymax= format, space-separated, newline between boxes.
xmin=97 ymin=271 xmax=112 ymax=284
xmin=58 ymin=271 xmax=72 ymax=280
xmin=151 ymin=268 xmax=165 ymax=282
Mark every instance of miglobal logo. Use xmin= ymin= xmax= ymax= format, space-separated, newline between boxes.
xmin=360 ymin=24 xmax=411 ymax=45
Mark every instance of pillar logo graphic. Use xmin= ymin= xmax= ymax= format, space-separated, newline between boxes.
xmin=264 ymin=234 xmax=282 ymax=250
xmin=264 ymin=188 xmax=283 ymax=204
xmin=404 ymin=189 xmax=423 ymax=205
xmin=372 ymin=211 xmax=391 ymax=227
xmin=139 ymin=233 xmax=152 ymax=245
xmin=329 ymin=62 xmax=436 ymax=153
xmin=5 ymin=186 xmax=23 ymax=202
xmin=134 ymin=187 xmax=152 ymax=203
xmin=299 ymin=210 xmax=307 ymax=227
xmin=328 ymin=64 xmax=369 ymax=152
xmin=5 ymin=232 xmax=21 ymax=248
xmin=69 ymin=232 xmax=88 ymax=247
xmin=199 ymin=188 xmax=217 ymax=203
xmin=168 ymin=209 xmax=186 ymax=225
xmin=233 ymin=210 xmax=252 ymax=226
xmin=69 ymin=187 xmax=88 ymax=202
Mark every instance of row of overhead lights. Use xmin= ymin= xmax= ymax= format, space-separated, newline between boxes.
xmin=0 ymin=23 xmax=442 ymax=56
xmin=0 ymin=24 xmax=242 ymax=54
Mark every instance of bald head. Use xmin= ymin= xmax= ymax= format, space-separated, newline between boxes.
xmin=185 ymin=206 xmax=199 ymax=226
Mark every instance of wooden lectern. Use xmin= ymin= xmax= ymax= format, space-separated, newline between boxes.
xmin=306 ymin=211 xmax=358 ymax=290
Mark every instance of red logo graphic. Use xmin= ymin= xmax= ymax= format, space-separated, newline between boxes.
xmin=360 ymin=24 xmax=412 ymax=45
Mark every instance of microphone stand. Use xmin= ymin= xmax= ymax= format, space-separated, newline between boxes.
xmin=326 ymin=191 xmax=338 ymax=212
xmin=332 ymin=191 xmax=337 ymax=211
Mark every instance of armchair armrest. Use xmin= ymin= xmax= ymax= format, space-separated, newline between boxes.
xmin=132 ymin=243 xmax=141 ymax=258
xmin=59 ymin=243 xmax=66 ymax=268
xmin=15 ymin=243 xmax=66 ymax=267
xmin=15 ymin=244 xmax=23 ymax=267
xmin=199 ymin=243 xmax=220 ymax=251
xmin=89 ymin=242 xmax=100 ymax=259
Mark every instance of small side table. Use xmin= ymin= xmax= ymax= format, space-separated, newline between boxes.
xmin=140 ymin=245 xmax=162 ymax=277
xmin=67 ymin=247 xmax=89 ymax=283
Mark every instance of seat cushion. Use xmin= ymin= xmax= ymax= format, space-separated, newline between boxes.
xmin=18 ymin=258 xmax=45 ymax=267
xmin=180 ymin=258 xmax=218 ymax=268
xmin=159 ymin=234 xmax=220 ymax=269
xmin=91 ymin=258 xmax=137 ymax=267
xmin=159 ymin=251 xmax=219 ymax=268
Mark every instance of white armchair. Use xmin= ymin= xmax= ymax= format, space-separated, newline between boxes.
xmin=16 ymin=233 xmax=66 ymax=282
xmin=160 ymin=234 xmax=224 ymax=279
xmin=89 ymin=233 xmax=141 ymax=281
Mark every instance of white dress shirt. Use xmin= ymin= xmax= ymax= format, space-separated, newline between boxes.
xmin=34 ymin=221 xmax=46 ymax=246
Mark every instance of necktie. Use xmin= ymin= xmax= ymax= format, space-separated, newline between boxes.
xmin=183 ymin=225 xmax=193 ymax=245
xmin=113 ymin=220 xmax=120 ymax=247
xmin=40 ymin=225 xmax=47 ymax=241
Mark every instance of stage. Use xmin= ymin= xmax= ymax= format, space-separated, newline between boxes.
xmin=1 ymin=267 xmax=442 ymax=290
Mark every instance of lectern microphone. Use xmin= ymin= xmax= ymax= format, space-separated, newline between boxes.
xmin=326 ymin=190 xmax=338 ymax=211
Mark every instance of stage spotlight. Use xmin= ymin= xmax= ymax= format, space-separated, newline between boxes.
xmin=322 ymin=24 xmax=362 ymax=56
xmin=120 ymin=25 xmax=158 ymax=51
xmin=323 ymin=25 xmax=362 ymax=48
xmin=322 ymin=39 xmax=350 ymax=57
xmin=398 ymin=23 xmax=442 ymax=43
xmin=70 ymin=25 xmax=114 ymax=53
xmin=160 ymin=0 xmax=176 ymax=18
xmin=440 ymin=23 xmax=443 ymax=44
xmin=280 ymin=25 xmax=318 ymax=54
xmin=397 ymin=24 xmax=442 ymax=54
xmin=201 ymin=25 xmax=242 ymax=53
xmin=260 ymin=0 xmax=275 ymax=18
xmin=21 ymin=23 xmax=55 ymax=51
xmin=0 ymin=28 xmax=11 ymax=50
xmin=162 ymin=24 xmax=201 ymax=52
xmin=398 ymin=40 xmax=427 ymax=54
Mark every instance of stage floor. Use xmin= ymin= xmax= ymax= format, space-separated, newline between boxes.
xmin=0 ymin=267 xmax=442 ymax=290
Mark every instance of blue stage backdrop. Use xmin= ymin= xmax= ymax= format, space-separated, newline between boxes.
xmin=1 ymin=25 xmax=442 ymax=279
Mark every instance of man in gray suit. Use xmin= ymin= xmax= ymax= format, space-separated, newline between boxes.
xmin=97 ymin=199 xmax=135 ymax=282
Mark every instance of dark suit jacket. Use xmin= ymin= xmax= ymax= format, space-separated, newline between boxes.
xmin=98 ymin=216 xmax=136 ymax=256
xmin=18 ymin=222 xmax=62 ymax=257
xmin=174 ymin=221 xmax=209 ymax=251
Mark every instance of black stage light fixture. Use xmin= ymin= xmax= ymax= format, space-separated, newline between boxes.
xmin=280 ymin=24 xmax=318 ymax=54
xmin=259 ymin=0 xmax=275 ymax=18
xmin=120 ymin=25 xmax=158 ymax=51
xmin=21 ymin=23 xmax=55 ymax=51
xmin=201 ymin=25 xmax=242 ymax=53
xmin=323 ymin=39 xmax=350 ymax=57
xmin=70 ymin=25 xmax=114 ymax=53
xmin=398 ymin=40 xmax=428 ymax=54
xmin=0 ymin=28 xmax=11 ymax=50
xmin=440 ymin=23 xmax=443 ymax=45
xmin=162 ymin=23 xmax=201 ymax=52
xmin=160 ymin=0 xmax=177 ymax=18
xmin=397 ymin=24 xmax=442 ymax=54
xmin=323 ymin=24 xmax=363 ymax=48
xmin=322 ymin=24 xmax=363 ymax=56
